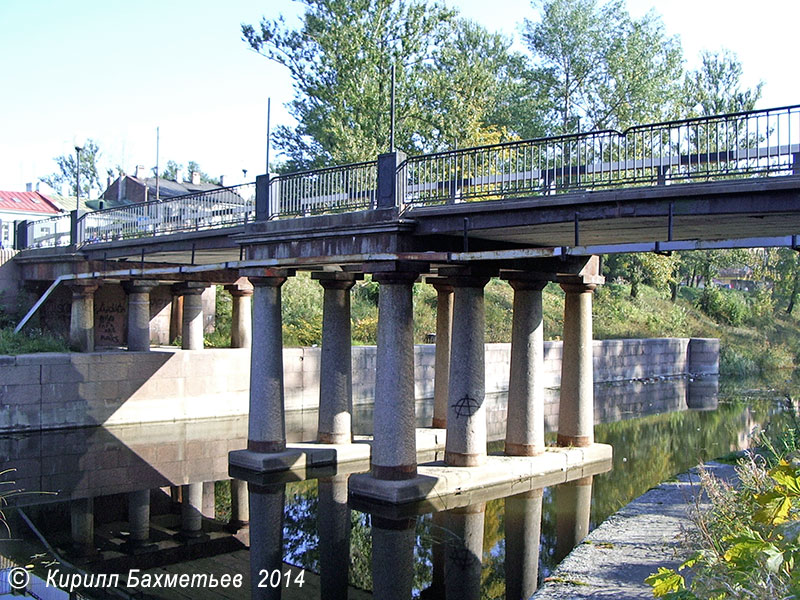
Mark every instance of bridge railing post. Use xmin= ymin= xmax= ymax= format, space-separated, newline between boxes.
xmin=70 ymin=210 xmax=80 ymax=247
xmin=377 ymin=151 xmax=407 ymax=209
xmin=14 ymin=220 xmax=28 ymax=250
xmin=255 ymin=174 xmax=271 ymax=221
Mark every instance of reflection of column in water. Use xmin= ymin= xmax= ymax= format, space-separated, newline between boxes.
xmin=318 ymin=475 xmax=351 ymax=599
xmin=555 ymin=476 xmax=593 ymax=564
xmin=421 ymin=511 xmax=447 ymax=598
xmin=686 ymin=375 xmax=719 ymax=411
xmin=372 ymin=516 xmax=416 ymax=600
xmin=128 ymin=489 xmax=150 ymax=544
xmin=230 ymin=479 xmax=249 ymax=527
xmin=180 ymin=483 xmax=204 ymax=538
xmin=505 ymin=489 xmax=543 ymax=600
xmin=444 ymin=503 xmax=485 ymax=600
xmin=71 ymin=497 xmax=94 ymax=553
xmin=249 ymin=483 xmax=286 ymax=600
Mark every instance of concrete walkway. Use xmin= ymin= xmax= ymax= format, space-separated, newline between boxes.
xmin=532 ymin=461 xmax=736 ymax=600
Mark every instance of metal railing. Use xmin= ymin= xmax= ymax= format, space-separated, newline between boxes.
xmin=26 ymin=213 xmax=72 ymax=248
xmin=269 ymin=160 xmax=377 ymax=217
xmin=77 ymin=182 xmax=255 ymax=245
xmin=403 ymin=104 xmax=800 ymax=205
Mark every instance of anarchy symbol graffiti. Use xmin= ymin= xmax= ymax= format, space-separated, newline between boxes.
xmin=451 ymin=394 xmax=480 ymax=418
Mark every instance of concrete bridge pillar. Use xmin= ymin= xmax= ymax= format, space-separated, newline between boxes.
xmin=230 ymin=479 xmax=249 ymax=527
xmin=503 ymin=274 xmax=550 ymax=456
xmin=443 ymin=273 xmax=490 ymax=467
xmin=557 ymin=260 xmax=604 ymax=447
xmin=247 ymin=272 xmax=290 ymax=454
xmin=371 ymin=517 xmax=416 ymax=600
xmin=67 ymin=281 xmax=98 ymax=352
xmin=444 ymin=503 xmax=485 ymax=600
xmin=313 ymin=272 xmax=362 ymax=444
xmin=317 ymin=475 xmax=351 ymax=598
xmin=225 ymin=279 xmax=254 ymax=349
xmin=505 ymin=489 xmax=544 ymax=600
xmin=370 ymin=268 xmax=421 ymax=481
xmin=174 ymin=283 xmax=207 ymax=350
xmin=431 ymin=282 xmax=453 ymax=429
xmin=127 ymin=489 xmax=151 ymax=544
xmin=179 ymin=482 xmax=204 ymax=539
xmin=248 ymin=482 xmax=285 ymax=600
xmin=123 ymin=280 xmax=156 ymax=351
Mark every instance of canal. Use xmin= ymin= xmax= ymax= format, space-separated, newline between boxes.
xmin=0 ymin=374 xmax=793 ymax=599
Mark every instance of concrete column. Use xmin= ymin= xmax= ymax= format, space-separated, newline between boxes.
xmin=313 ymin=272 xmax=361 ymax=444
xmin=505 ymin=489 xmax=543 ymax=600
xmin=230 ymin=479 xmax=249 ymax=526
xmin=67 ymin=282 xmax=98 ymax=352
xmin=557 ymin=262 xmax=603 ymax=447
xmin=445 ymin=276 xmax=490 ymax=467
xmin=317 ymin=475 xmax=351 ymax=599
xmin=371 ymin=270 xmax=419 ymax=480
xmin=555 ymin=476 xmax=594 ymax=563
xmin=202 ymin=481 xmax=216 ymax=518
xmin=225 ymin=278 xmax=254 ymax=349
xmin=444 ymin=503 xmax=485 ymax=600
xmin=247 ymin=273 xmax=289 ymax=453
xmin=432 ymin=282 xmax=453 ymax=429
xmin=169 ymin=294 xmax=183 ymax=344
xmin=372 ymin=517 xmax=416 ymax=600
xmin=174 ymin=283 xmax=207 ymax=350
xmin=70 ymin=497 xmax=94 ymax=553
xmin=127 ymin=489 xmax=150 ymax=544
xmin=122 ymin=280 xmax=157 ymax=351
xmin=504 ymin=276 xmax=549 ymax=456
xmin=179 ymin=482 xmax=204 ymax=539
xmin=248 ymin=482 xmax=285 ymax=600
xmin=422 ymin=511 xmax=447 ymax=598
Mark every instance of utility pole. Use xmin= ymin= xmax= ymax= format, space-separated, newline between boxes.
xmin=156 ymin=126 xmax=160 ymax=201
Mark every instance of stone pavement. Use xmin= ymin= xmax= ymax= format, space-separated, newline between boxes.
xmin=532 ymin=462 xmax=736 ymax=600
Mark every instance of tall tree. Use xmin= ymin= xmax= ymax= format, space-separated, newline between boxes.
xmin=243 ymin=0 xmax=536 ymax=170
xmin=522 ymin=0 xmax=683 ymax=134
xmin=684 ymin=50 xmax=763 ymax=116
xmin=40 ymin=140 xmax=104 ymax=198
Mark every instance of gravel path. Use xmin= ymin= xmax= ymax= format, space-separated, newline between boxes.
xmin=532 ymin=462 xmax=737 ymax=600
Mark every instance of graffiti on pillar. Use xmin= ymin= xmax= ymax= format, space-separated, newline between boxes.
xmin=451 ymin=395 xmax=480 ymax=418
xmin=95 ymin=298 xmax=125 ymax=346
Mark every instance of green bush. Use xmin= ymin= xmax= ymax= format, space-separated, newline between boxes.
xmin=696 ymin=287 xmax=748 ymax=326
xmin=0 ymin=328 xmax=69 ymax=355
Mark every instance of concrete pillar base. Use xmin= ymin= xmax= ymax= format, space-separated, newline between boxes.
xmin=557 ymin=434 xmax=592 ymax=448
xmin=444 ymin=450 xmax=484 ymax=467
xmin=504 ymin=441 xmax=545 ymax=456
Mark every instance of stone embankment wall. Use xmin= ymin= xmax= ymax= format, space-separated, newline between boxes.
xmin=0 ymin=338 xmax=718 ymax=432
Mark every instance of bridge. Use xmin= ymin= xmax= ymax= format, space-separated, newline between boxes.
xmin=10 ymin=104 xmax=800 ymax=505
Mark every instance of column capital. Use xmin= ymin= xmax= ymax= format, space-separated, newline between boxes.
xmin=501 ymin=271 xmax=553 ymax=291
xmin=362 ymin=260 xmax=429 ymax=280
xmin=66 ymin=280 xmax=98 ymax=296
xmin=172 ymin=282 xmax=208 ymax=296
xmin=312 ymin=271 xmax=363 ymax=290
xmin=557 ymin=277 xmax=603 ymax=294
xmin=122 ymin=279 xmax=159 ymax=294
xmin=240 ymin=267 xmax=295 ymax=280
xmin=425 ymin=277 xmax=454 ymax=293
xmin=224 ymin=277 xmax=254 ymax=297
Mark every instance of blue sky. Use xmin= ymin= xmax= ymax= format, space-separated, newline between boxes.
xmin=1 ymin=0 xmax=797 ymax=193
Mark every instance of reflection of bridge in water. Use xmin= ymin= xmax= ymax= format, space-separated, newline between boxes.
xmin=1 ymin=376 xmax=761 ymax=599
xmin=10 ymin=105 xmax=799 ymax=508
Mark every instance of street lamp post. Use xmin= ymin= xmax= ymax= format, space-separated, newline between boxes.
xmin=75 ymin=146 xmax=83 ymax=212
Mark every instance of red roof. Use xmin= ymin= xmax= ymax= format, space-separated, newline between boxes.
xmin=0 ymin=191 xmax=62 ymax=214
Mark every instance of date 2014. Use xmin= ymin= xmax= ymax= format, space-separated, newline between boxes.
xmin=258 ymin=570 xmax=305 ymax=588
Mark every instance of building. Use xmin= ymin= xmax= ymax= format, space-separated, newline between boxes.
xmin=102 ymin=167 xmax=225 ymax=206
xmin=0 ymin=189 xmax=63 ymax=249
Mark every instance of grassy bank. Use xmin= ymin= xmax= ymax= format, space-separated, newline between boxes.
xmin=263 ymin=273 xmax=799 ymax=377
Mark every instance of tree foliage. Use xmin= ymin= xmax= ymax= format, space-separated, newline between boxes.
xmin=40 ymin=139 xmax=106 ymax=199
xmin=684 ymin=50 xmax=763 ymax=116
